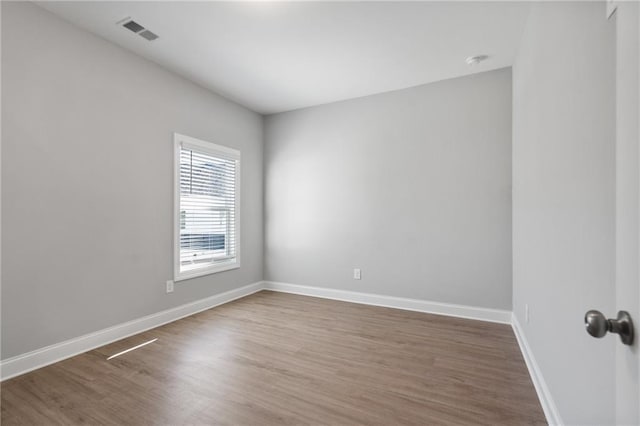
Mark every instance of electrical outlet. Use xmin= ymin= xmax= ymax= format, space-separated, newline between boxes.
xmin=166 ymin=280 xmax=174 ymax=293
xmin=525 ymin=304 xmax=530 ymax=323
xmin=353 ymin=268 xmax=361 ymax=280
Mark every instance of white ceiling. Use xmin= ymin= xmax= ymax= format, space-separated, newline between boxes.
xmin=37 ymin=1 xmax=530 ymax=115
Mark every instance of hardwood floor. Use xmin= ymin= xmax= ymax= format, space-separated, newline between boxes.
xmin=1 ymin=291 xmax=545 ymax=425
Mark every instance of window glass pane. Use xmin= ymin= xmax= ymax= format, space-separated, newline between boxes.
xmin=178 ymin=141 xmax=238 ymax=276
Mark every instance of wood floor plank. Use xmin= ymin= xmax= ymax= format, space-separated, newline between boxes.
xmin=1 ymin=291 xmax=546 ymax=425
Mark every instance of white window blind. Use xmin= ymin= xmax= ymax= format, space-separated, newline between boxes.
xmin=174 ymin=134 xmax=240 ymax=281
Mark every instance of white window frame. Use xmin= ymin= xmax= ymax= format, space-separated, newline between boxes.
xmin=174 ymin=133 xmax=241 ymax=281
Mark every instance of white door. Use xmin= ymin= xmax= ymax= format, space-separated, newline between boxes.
xmin=612 ymin=1 xmax=640 ymax=424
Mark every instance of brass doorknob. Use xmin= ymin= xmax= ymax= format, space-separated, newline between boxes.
xmin=584 ymin=310 xmax=634 ymax=345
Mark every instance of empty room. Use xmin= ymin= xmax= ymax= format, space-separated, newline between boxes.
xmin=1 ymin=1 xmax=639 ymax=425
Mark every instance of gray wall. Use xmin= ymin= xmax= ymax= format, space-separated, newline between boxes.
xmin=1 ymin=2 xmax=263 ymax=359
xmin=264 ymin=68 xmax=512 ymax=310
xmin=512 ymin=2 xmax=616 ymax=424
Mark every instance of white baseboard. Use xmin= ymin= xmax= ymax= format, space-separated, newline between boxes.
xmin=511 ymin=314 xmax=562 ymax=426
xmin=0 ymin=281 xmax=263 ymax=381
xmin=263 ymin=281 xmax=512 ymax=324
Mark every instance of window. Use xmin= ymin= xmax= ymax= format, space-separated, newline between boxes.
xmin=174 ymin=133 xmax=240 ymax=281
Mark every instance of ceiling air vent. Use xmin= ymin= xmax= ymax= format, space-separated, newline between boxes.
xmin=118 ymin=18 xmax=159 ymax=41
xmin=123 ymin=20 xmax=144 ymax=33
xmin=139 ymin=30 xmax=159 ymax=41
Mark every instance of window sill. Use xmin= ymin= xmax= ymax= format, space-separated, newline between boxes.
xmin=174 ymin=261 xmax=240 ymax=282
